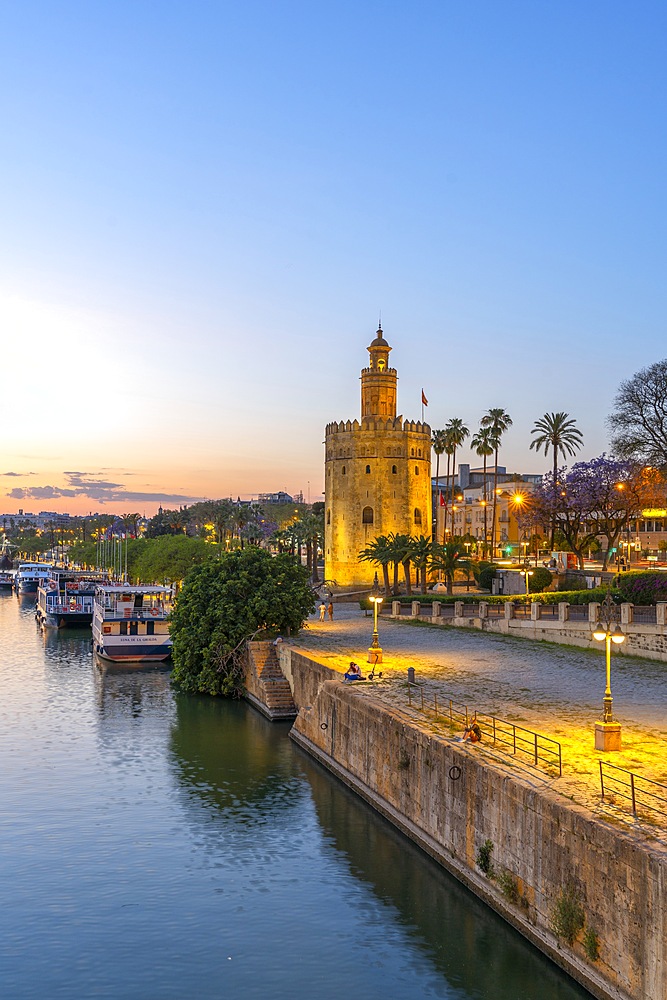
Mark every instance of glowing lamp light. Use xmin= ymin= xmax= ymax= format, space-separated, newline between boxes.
xmin=367 ymin=572 xmax=383 ymax=664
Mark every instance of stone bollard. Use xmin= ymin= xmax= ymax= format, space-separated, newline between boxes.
xmin=621 ymin=603 xmax=634 ymax=625
xmin=411 ymin=601 xmax=421 ymax=617
xmin=588 ymin=602 xmax=600 ymax=624
xmin=407 ymin=666 xmax=416 ymax=683
xmin=558 ymin=602 xmax=570 ymax=622
xmin=657 ymin=602 xmax=667 ymax=626
xmin=392 ymin=600 xmax=401 ymax=617
xmin=432 ymin=601 xmax=441 ymax=618
xmin=504 ymin=602 xmax=515 ymax=620
xmin=530 ymin=602 xmax=541 ymax=621
xmin=478 ymin=601 xmax=489 ymax=619
xmin=454 ymin=601 xmax=464 ymax=618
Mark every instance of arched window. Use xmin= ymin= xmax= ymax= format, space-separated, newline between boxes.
xmin=415 ymin=466 xmax=419 ymax=475
xmin=411 ymin=448 xmax=415 ymax=457
xmin=414 ymin=508 xmax=422 ymax=525
xmin=362 ymin=506 xmax=374 ymax=524
xmin=327 ymin=509 xmax=331 ymax=525
xmin=392 ymin=465 xmax=397 ymax=474
xmin=365 ymin=465 xmax=371 ymax=474
xmin=342 ymin=466 xmax=346 ymax=475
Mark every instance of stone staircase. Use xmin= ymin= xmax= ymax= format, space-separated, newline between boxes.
xmin=245 ymin=642 xmax=297 ymax=720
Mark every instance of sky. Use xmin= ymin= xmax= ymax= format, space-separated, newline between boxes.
xmin=1 ymin=1 xmax=666 ymax=516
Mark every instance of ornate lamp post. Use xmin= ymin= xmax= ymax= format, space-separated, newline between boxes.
xmin=520 ymin=567 xmax=533 ymax=595
xmin=592 ymin=591 xmax=625 ymax=751
xmin=367 ymin=572 xmax=383 ymax=664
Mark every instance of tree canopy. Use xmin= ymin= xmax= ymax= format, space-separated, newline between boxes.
xmin=608 ymin=360 xmax=667 ymax=471
xmin=170 ymin=548 xmax=315 ymax=696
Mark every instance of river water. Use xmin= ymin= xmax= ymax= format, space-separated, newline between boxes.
xmin=0 ymin=592 xmax=591 ymax=1000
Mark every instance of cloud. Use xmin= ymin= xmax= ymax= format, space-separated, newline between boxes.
xmin=2 ymin=471 xmax=36 ymax=477
xmin=6 ymin=471 xmax=203 ymax=506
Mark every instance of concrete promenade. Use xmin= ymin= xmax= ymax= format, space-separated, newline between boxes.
xmin=291 ymin=603 xmax=667 ymax=839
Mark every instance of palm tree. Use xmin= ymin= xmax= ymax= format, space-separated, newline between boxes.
xmin=470 ymin=426 xmax=495 ymax=558
xmin=389 ymin=532 xmax=413 ymax=595
xmin=530 ymin=412 xmax=583 ymax=481
xmin=444 ymin=417 xmax=469 ymax=537
xmin=429 ymin=542 xmax=470 ymax=596
xmin=409 ymin=534 xmax=432 ymax=593
xmin=441 ymin=431 xmax=456 ymax=544
xmin=431 ymin=429 xmax=448 ymax=541
xmin=529 ymin=411 xmax=584 ymax=547
xmin=359 ymin=535 xmax=393 ymax=597
xmin=481 ymin=408 xmax=513 ymax=559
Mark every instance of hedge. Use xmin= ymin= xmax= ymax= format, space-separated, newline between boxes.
xmin=360 ymin=585 xmax=620 ymax=610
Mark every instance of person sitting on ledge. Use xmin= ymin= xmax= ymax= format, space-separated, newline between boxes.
xmin=343 ymin=661 xmax=364 ymax=682
xmin=461 ymin=716 xmax=482 ymax=743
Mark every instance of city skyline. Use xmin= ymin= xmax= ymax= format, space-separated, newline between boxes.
xmin=2 ymin=2 xmax=666 ymax=515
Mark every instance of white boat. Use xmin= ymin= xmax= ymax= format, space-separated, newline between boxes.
xmin=0 ymin=570 xmax=15 ymax=590
xmin=14 ymin=562 xmax=53 ymax=595
xmin=37 ymin=570 xmax=109 ymax=628
xmin=92 ymin=585 xmax=172 ymax=663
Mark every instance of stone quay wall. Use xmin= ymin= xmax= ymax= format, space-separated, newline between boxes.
xmin=391 ymin=601 xmax=667 ymax=664
xmin=272 ymin=648 xmax=666 ymax=1000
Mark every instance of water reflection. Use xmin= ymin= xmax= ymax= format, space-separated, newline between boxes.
xmin=303 ymin=755 xmax=590 ymax=1000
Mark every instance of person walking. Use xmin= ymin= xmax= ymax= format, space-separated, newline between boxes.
xmin=327 ymin=601 xmax=334 ymax=621
xmin=319 ymin=602 xmax=326 ymax=621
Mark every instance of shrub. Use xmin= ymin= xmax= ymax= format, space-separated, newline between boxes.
xmin=476 ymin=839 xmax=494 ymax=876
xmin=551 ymin=884 xmax=585 ymax=946
xmin=583 ymin=926 xmax=600 ymax=962
xmin=528 ymin=567 xmax=553 ymax=593
xmin=477 ymin=564 xmax=498 ymax=592
xmin=497 ymin=868 xmax=519 ymax=904
xmin=616 ymin=571 xmax=667 ymax=605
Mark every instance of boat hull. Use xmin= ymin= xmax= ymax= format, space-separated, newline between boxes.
xmin=93 ymin=640 xmax=172 ymax=663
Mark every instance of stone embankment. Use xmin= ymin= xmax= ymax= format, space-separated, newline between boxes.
xmin=246 ymin=639 xmax=667 ymax=1000
xmin=392 ymin=599 xmax=667 ymax=664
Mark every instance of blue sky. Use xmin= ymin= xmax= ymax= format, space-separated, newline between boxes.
xmin=1 ymin=1 xmax=666 ymax=512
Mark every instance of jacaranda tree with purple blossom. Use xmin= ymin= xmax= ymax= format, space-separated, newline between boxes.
xmin=532 ymin=456 xmax=661 ymax=570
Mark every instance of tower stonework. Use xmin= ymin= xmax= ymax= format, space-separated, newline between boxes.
xmin=324 ymin=327 xmax=432 ymax=590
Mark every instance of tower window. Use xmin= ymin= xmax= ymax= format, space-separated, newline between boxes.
xmin=362 ymin=506 xmax=374 ymax=525
xmin=411 ymin=448 xmax=415 ymax=457
xmin=392 ymin=465 xmax=397 ymax=474
xmin=414 ymin=508 xmax=422 ymax=525
xmin=327 ymin=509 xmax=331 ymax=525
xmin=365 ymin=465 xmax=371 ymax=474
xmin=342 ymin=466 xmax=346 ymax=475
xmin=415 ymin=466 xmax=419 ymax=475
xmin=378 ymin=359 xmax=385 ymax=371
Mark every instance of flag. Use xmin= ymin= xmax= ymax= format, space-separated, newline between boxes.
xmin=439 ymin=491 xmax=445 ymax=507
xmin=421 ymin=389 xmax=428 ymax=406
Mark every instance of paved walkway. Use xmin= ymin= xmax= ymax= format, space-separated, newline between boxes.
xmin=291 ymin=604 xmax=667 ymax=843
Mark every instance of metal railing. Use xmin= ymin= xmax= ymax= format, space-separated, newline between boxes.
xmin=406 ymin=682 xmax=562 ymax=776
xmin=632 ymin=605 xmax=657 ymax=624
xmin=600 ymin=761 xmax=667 ymax=822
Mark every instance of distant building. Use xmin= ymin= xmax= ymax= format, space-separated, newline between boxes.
xmin=257 ymin=491 xmax=294 ymax=504
xmin=325 ymin=326 xmax=431 ymax=589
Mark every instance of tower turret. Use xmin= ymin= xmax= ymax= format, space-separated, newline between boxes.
xmin=361 ymin=326 xmax=397 ymax=419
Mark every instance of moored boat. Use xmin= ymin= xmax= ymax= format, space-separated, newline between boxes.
xmin=14 ymin=562 xmax=53 ymax=595
xmin=37 ymin=570 xmax=109 ymax=628
xmin=92 ymin=585 xmax=172 ymax=663
xmin=0 ymin=570 xmax=15 ymax=590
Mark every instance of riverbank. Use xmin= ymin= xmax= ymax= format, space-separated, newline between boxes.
xmin=250 ymin=606 xmax=667 ymax=1000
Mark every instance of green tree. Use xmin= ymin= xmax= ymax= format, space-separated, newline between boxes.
xmin=358 ymin=535 xmax=393 ymax=597
xmin=409 ymin=534 xmax=432 ymax=593
xmin=608 ymin=360 xmax=667 ymax=470
xmin=471 ymin=425 xmax=495 ymax=557
xmin=170 ymin=548 xmax=315 ymax=696
xmin=481 ymin=408 xmax=513 ymax=558
xmin=431 ymin=428 xmax=448 ymax=540
xmin=529 ymin=412 xmax=584 ymax=546
xmin=444 ymin=417 xmax=469 ymax=536
xmin=133 ymin=535 xmax=212 ymax=584
xmin=429 ymin=542 xmax=470 ymax=595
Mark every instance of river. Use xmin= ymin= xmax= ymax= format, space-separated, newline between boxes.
xmin=0 ymin=592 xmax=591 ymax=999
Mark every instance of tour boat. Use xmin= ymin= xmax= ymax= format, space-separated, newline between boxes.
xmin=37 ymin=571 xmax=108 ymax=628
xmin=0 ymin=570 xmax=15 ymax=590
xmin=14 ymin=562 xmax=53 ymax=595
xmin=92 ymin=585 xmax=173 ymax=663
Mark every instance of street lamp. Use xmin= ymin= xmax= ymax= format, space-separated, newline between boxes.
xmin=367 ymin=572 xmax=383 ymax=664
xmin=520 ymin=567 xmax=533 ymax=595
xmin=592 ymin=591 xmax=625 ymax=751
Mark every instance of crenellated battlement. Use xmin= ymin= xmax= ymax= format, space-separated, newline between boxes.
xmin=326 ymin=417 xmax=431 ymax=436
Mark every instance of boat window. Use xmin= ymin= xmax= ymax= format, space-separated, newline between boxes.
xmin=119 ymin=622 xmax=128 ymax=635
xmin=130 ymin=622 xmax=138 ymax=636
xmin=147 ymin=621 xmax=155 ymax=636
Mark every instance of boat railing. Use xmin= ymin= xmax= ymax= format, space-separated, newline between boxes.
xmin=101 ymin=605 xmax=171 ymax=621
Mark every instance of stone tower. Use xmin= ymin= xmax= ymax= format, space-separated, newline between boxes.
xmin=324 ymin=326 xmax=432 ymax=590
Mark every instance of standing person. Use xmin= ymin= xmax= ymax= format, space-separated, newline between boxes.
xmin=327 ymin=601 xmax=334 ymax=621
xmin=319 ymin=602 xmax=326 ymax=621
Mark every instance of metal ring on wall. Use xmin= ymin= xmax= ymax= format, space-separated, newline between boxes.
xmin=320 ymin=722 xmax=328 ymax=730
xmin=449 ymin=765 xmax=462 ymax=781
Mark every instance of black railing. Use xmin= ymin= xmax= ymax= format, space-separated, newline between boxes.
xmin=405 ymin=682 xmax=562 ymax=776
xmin=600 ymin=761 xmax=667 ymax=822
